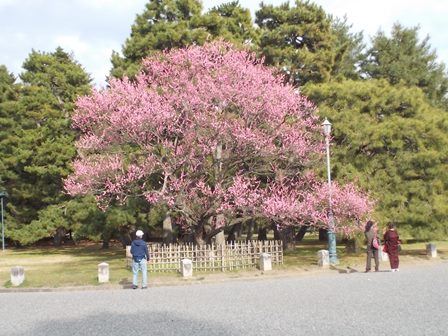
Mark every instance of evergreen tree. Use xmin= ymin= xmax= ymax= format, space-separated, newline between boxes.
xmin=0 ymin=66 xmax=19 ymax=190
xmin=110 ymin=0 xmax=257 ymax=79
xmin=0 ymin=65 xmax=16 ymax=103
xmin=361 ymin=23 xmax=448 ymax=107
xmin=304 ymin=79 xmax=448 ymax=239
xmin=3 ymin=48 xmax=92 ymax=244
xmin=201 ymin=1 xmax=258 ymax=46
xmin=255 ymin=0 xmax=336 ymax=86
xmin=111 ymin=0 xmax=206 ymax=79
xmin=329 ymin=15 xmax=365 ymax=81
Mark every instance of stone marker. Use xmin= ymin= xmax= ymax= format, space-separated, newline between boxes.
xmin=126 ymin=245 xmax=132 ymax=267
xmin=259 ymin=253 xmax=272 ymax=271
xmin=181 ymin=258 xmax=193 ymax=278
xmin=11 ymin=266 xmax=25 ymax=286
xmin=317 ymin=250 xmax=329 ymax=268
xmin=98 ymin=262 xmax=109 ymax=283
xmin=426 ymin=243 xmax=437 ymax=258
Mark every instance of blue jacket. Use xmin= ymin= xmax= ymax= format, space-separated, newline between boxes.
xmin=130 ymin=239 xmax=149 ymax=261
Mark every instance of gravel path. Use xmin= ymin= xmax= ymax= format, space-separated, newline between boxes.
xmin=1 ymin=261 xmax=447 ymax=336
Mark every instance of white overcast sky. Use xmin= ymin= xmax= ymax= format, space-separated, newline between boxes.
xmin=1 ymin=0 xmax=447 ymax=88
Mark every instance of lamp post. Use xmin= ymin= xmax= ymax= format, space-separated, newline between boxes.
xmin=0 ymin=191 xmax=8 ymax=251
xmin=322 ymin=119 xmax=338 ymax=264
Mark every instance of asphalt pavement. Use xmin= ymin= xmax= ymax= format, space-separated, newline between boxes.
xmin=0 ymin=261 xmax=447 ymax=336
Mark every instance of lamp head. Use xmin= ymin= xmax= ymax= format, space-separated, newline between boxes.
xmin=322 ymin=118 xmax=331 ymax=136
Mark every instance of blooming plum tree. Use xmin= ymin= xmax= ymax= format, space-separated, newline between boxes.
xmin=65 ymin=41 xmax=373 ymax=244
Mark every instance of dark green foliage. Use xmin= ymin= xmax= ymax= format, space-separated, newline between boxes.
xmin=110 ymin=0 xmax=258 ymax=79
xmin=0 ymin=65 xmax=17 ymax=103
xmin=256 ymin=0 xmax=336 ymax=86
xmin=111 ymin=0 xmax=206 ymax=79
xmin=303 ymin=80 xmax=448 ymax=239
xmin=329 ymin=15 xmax=365 ymax=81
xmin=202 ymin=1 xmax=258 ymax=46
xmin=0 ymin=66 xmax=19 ymax=186
xmin=361 ymin=23 xmax=448 ymax=107
xmin=1 ymin=48 xmax=92 ymax=243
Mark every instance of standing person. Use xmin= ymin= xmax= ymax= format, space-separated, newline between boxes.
xmin=384 ymin=222 xmax=400 ymax=272
xmin=130 ymin=230 xmax=149 ymax=289
xmin=364 ymin=220 xmax=380 ymax=272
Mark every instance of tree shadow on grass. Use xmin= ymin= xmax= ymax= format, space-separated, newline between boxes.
xmin=7 ymin=243 xmax=125 ymax=258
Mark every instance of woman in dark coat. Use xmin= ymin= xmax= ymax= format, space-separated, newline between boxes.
xmin=383 ymin=222 xmax=400 ymax=272
xmin=364 ymin=220 xmax=379 ymax=272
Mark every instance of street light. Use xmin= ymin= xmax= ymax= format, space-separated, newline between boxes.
xmin=0 ymin=191 xmax=8 ymax=251
xmin=322 ymin=119 xmax=338 ymax=264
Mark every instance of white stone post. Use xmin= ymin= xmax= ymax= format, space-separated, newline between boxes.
xmin=11 ymin=266 xmax=25 ymax=286
xmin=181 ymin=258 xmax=193 ymax=278
xmin=98 ymin=262 xmax=109 ymax=283
xmin=426 ymin=243 xmax=437 ymax=258
xmin=317 ymin=250 xmax=329 ymax=268
xmin=259 ymin=253 xmax=272 ymax=271
xmin=126 ymin=245 xmax=132 ymax=267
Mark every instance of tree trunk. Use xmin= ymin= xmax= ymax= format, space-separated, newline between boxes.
xmin=246 ymin=219 xmax=254 ymax=241
xmin=214 ymin=214 xmax=225 ymax=245
xmin=294 ymin=226 xmax=308 ymax=241
xmin=227 ymin=224 xmax=237 ymax=243
xmin=319 ymin=228 xmax=328 ymax=242
xmin=274 ymin=225 xmax=294 ymax=250
xmin=53 ymin=227 xmax=66 ymax=247
xmin=257 ymin=227 xmax=267 ymax=241
xmin=102 ymin=232 xmax=111 ymax=249
xmin=273 ymin=224 xmax=281 ymax=240
xmin=235 ymin=223 xmax=242 ymax=238
xmin=162 ymin=214 xmax=174 ymax=245
xmin=194 ymin=233 xmax=206 ymax=246
xmin=194 ymin=221 xmax=206 ymax=246
xmin=119 ymin=231 xmax=132 ymax=248
xmin=182 ymin=233 xmax=194 ymax=243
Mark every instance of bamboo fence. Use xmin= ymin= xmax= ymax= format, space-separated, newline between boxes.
xmin=126 ymin=240 xmax=283 ymax=272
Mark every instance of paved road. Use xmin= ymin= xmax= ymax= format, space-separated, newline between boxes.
xmin=1 ymin=261 xmax=447 ymax=336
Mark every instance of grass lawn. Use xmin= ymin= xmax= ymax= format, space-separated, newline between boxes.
xmin=0 ymin=243 xmax=131 ymax=288
xmin=1 ymin=239 xmax=446 ymax=288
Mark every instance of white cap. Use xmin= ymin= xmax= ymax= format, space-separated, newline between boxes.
xmin=136 ymin=230 xmax=144 ymax=237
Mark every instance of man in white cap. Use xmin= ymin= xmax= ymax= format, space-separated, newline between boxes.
xmin=130 ymin=230 xmax=149 ymax=289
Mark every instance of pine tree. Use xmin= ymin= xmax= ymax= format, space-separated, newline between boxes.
xmin=201 ymin=1 xmax=258 ymax=46
xmin=255 ymin=0 xmax=336 ymax=86
xmin=329 ymin=15 xmax=365 ymax=81
xmin=110 ymin=0 xmax=258 ymax=79
xmin=304 ymin=79 xmax=448 ymax=239
xmin=361 ymin=23 xmax=448 ymax=107
xmin=0 ymin=65 xmax=19 ymax=189
xmin=3 ymin=48 xmax=92 ymax=244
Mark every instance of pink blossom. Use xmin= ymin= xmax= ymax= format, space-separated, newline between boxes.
xmin=65 ymin=41 xmax=373 ymax=234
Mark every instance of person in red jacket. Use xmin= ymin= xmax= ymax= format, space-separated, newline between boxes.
xmin=383 ymin=222 xmax=400 ymax=272
xmin=130 ymin=230 xmax=149 ymax=289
